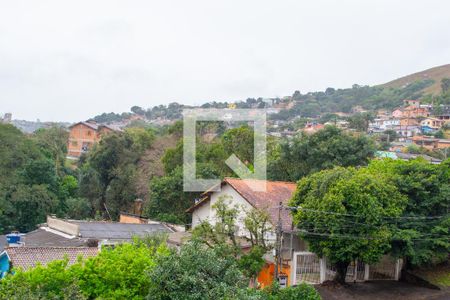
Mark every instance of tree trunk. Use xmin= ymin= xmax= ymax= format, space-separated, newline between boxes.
xmin=334 ymin=261 xmax=350 ymax=284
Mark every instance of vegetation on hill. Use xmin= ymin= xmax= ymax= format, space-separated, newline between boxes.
xmin=382 ymin=64 xmax=450 ymax=95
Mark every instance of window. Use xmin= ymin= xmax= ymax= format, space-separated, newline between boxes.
xmin=87 ymin=130 xmax=92 ymax=136
xmin=72 ymin=141 xmax=78 ymax=146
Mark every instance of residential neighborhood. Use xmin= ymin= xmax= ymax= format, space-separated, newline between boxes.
xmin=1 ymin=1 xmax=450 ymax=299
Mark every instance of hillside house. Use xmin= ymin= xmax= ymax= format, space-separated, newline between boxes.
xmin=431 ymin=105 xmax=450 ymax=121
xmin=420 ymin=117 xmax=445 ymax=133
xmin=67 ymin=121 xmax=120 ymax=158
xmin=187 ymin=178 xmax=305 ymax=287
xmin=411 ymin=136 xmax=450 ymax=150
xmin=187 ymin=178 xmax=402 ymax=286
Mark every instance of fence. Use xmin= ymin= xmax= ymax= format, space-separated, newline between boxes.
xmin=292 ymin=252 xmax=402 ymax=285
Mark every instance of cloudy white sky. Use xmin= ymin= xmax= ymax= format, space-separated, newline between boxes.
xmin=1 ymin=0 xmax=450 ymax=122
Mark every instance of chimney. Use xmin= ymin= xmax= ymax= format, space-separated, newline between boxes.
xmin=134 ymin=198 xmax=144 ymax=216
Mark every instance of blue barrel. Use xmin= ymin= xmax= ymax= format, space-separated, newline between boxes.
xmin=6 ymin=233 xmax=21 ymax=244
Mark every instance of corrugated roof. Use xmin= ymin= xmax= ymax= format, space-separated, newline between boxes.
xmin=22 ymin=229 xmax=86 ymax=247
xmin=5 ymin=247 xmax=98 ymax=270
xmin=70 ymin=222 xmax=173 ymax=239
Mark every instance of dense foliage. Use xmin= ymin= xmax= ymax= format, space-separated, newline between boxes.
xmin=290 ymin=158 xmax=450 ymax=282
xmin=0 ymin=124 xmax=77 ymax=233
xmin=0 ymin=240 xmax=167 ymax=300
xmin=268 ymin=126 xmax=376 ymax=181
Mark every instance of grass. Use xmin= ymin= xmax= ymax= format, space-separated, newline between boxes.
xmin=413 ymin=263 xmax=450 ymax=288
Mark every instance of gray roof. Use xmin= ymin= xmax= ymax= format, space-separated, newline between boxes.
xmin=71 ymin=222 xmax=172 ymax=240
xmin=0 ymin=235 xmax=6 ymax=252
xmin=22 ymin=229 xmax=86 ymax=247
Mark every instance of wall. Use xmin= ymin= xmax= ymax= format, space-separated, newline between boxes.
xmin=67 ymin=124 xmax=99 ymax=157
xmin=47 ymin=216 xmax=79 ymax=236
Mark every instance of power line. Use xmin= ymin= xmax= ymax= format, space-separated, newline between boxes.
xmin=281 ymin=205 xmax=448 ymax=220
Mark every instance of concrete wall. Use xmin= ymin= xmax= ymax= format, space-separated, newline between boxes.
xmin=47 ymin=216 xmax=79 ymax=236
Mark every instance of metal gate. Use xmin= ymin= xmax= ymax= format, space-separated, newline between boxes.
xmin=292 ymin=252 xmax=321 ymax=284
xmin=368 ymin=255 xmax=401 ymax=280
xmin=292 ymin=252 xmax=401 ymax=284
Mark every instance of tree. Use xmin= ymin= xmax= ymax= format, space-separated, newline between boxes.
xmin=441 ymin=78 xmax=450 ymax=94
xmin=269 ymin=126 xmax=375 ymax=181
xmin=10 ymin=184 xmax=58 ymax=232
xmin=147 ymin=241 xmax=247 ymax=300
xmin=33 ymin=126 xmax=69 ymax=176
xmin=347 ymin=112 xmax=374 ymax=132
xmin=290 ymin=167 xmax=407 ymax=284
xmin=131 ymin=105 xmax=146 ymax=115
xmin=221 ymin=126 xmax=254 ymax=165
xmin=368 ymin=159 xmax=450 ymax=267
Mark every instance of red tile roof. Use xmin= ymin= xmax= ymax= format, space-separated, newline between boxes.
xmin=5 ymin=247 xmax=98 ymax=270
xmin=224 ymin=178 xmax=297 ymax=231
xmin=187 ymin=178 xmax=297 ymax=231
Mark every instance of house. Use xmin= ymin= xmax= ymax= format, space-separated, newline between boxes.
xmin=67 ymin=121 xmax=120 ymax=158
xmin=187 ymin=178 xmax=403 ymax=286
xmin=5 ymin=216 xmax=176 ymax=250
xmin=402 ymin=106 xmax=430 ymax=118
xmin=0 ymin=247 xmax=98 ymax=278
xmin=411 ymin=136 xmax=450 ymax=150
xmin=393 ymin=125 xmax=421 ymax=138
xmin=431 ymin=105 xmax=450 ymax=121
xmin=420 ymin=117 xmax=445 ymax=133
xmin=392 ymin=109 xmax=404 ymax=118
xmin=186 ymin=178 xmax=306 ymax=287
xmin=403 ymin=99 xmax=420 ymax=108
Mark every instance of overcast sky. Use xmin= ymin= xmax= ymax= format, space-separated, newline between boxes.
xmin=1 ymin=0 xmax=450 ymax=122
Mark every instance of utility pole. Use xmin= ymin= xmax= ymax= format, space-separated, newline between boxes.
xmin=274 ymin=202 xmax=283 ymax=283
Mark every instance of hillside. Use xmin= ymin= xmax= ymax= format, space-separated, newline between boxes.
xmin=382 ymin=64 xmax=450 ymax=95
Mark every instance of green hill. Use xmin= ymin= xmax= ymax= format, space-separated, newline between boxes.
xmin=382 ymin=64 xmax=450 ymax=95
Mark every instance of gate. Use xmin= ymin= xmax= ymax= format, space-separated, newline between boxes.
xmin=292 ymin=252 xmax=402 ymax=285
xmin=292 ymin=252 xmax=321 ymax=284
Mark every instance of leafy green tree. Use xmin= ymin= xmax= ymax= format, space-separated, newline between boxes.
xmin=147 ymin=241 xmax=247 ymax=300
xmin=222 ymin=126 xmax=254 ymax=165
xmin=269 ymin=126 xmax=375 ymax=181
xmin=145 ymin=166 xmax=199 ymax=224
xmin=347 ymin=112 xmax=374 ymax=132
xmin=368 ymin=159 xmax=450 ymax=267
xmin=290 ymin=167 xmax=407 ymax=284
xmin=10 ymin=184 xmax=58 ymax=232
xmin=33 ymin=126 xmax=69 ymax=176
xmin=441 ymin=78 xmax=450 ymax=94
xmin=79 ymin=130 xmax=154 ymax=219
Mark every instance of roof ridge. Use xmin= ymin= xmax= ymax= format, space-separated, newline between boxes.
xmin=224 ymin=177 xmax=296 ymax=185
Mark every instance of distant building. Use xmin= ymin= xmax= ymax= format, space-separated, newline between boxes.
xmin=0 ymin=113 xmax=12 ymax=124
xmin=67 ymin=121 xmax=120 ymax=158
xmin=403 ymin=99 xmax=420 ymax=108
xmin=420 ymin=117 xmax=445 ymax=133
xmin=411 ymin=136 xmax=450 ymax=150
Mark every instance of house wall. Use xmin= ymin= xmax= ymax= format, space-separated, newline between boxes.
xmin=119 ymin=214 xmax=147 ymax=224
xmin=191 ymin=184 xmax=275 ymax=240
xmin=191 ymin=201 xmax=211 ymax=227
xmin=67 ymin=124 xmax=99 ymax=157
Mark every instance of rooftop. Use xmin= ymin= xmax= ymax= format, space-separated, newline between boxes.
xmin=3 ymin=247 xmax=98 ymax=270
